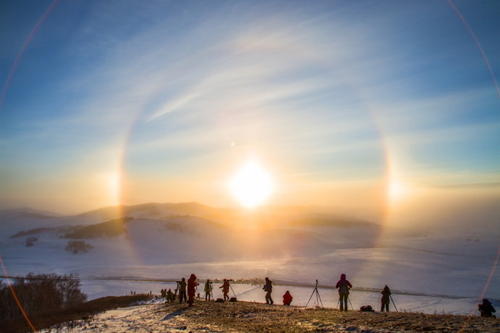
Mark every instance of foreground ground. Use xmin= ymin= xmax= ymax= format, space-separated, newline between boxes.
xmin=42 ymin=299 xmax=499 ymax=333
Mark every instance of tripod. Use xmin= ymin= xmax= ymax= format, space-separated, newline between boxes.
xmin=230 ymin=284 xmax=238 ymax=298
xmin=306 ymin=280 xmax=324 ymax=307
xmin=337 ymin=294 xmax=353 ymax=311
xmin=390 ymin=295 xmax=399 ymax=312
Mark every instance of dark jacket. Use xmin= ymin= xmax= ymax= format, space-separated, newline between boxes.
xmin=479 ymin=299 xmax=496 ymax=317
xmin=381 ymin=285 xmax=391 ymax=301
xmin=264 ymin=279 xmax=273 ymax=292
xmin=336 ymin=274 xmax=352 ymax=294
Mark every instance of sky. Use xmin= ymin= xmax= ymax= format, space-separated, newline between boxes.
xmin=0 ymin=0 xmax=499 ymax=217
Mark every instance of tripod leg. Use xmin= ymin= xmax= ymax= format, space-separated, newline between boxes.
xmin=390 ymin=295 xmax=399 ymax=312
xmin=306 ymin=288 xmax=316 ymax=307
xmin=230 ymin=285 xmax=237 ymax=298
xmin=316 ymin=289 xmax=324 ymax=307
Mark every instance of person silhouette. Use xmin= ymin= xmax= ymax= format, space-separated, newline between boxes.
xmin=187 ymin=274 xmax=198 ymax=306
xmin=263 ymin=277 xmax=273 ymax=305
xmin=479 ymin=298 xmax=496 ymax=317
xmin=204 ymin=279 xmax=213 ymax=301
xmin=335 ymin=273 xmax=352 ymax=311
xmin=283 ymin=290 xmax=293 ymax=306
xmin=381 ymin=285 xmax=391 ymax=312
xmin=178 ymin=277 xmax=187 ymax=304
xmin=220 ymin=279 xmax=230 ymax=301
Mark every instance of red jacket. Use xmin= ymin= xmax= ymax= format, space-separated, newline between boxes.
xmin=283 ymin=291 xmax=293 ymax=305
xmin=187 ymin=274 xmax=198 ymax=296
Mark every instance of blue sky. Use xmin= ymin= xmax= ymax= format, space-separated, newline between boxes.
xmin=0 ymin=0 xmax=499 ymax=213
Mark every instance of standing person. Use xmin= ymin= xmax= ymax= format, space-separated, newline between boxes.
xmin=187 ymin=274 xmax=198 ymax=306
xmin=178 ymin=277 xmax=187 ymax=304
xmin=204 ymin=279 xmax=213 ymax=301
xmin=166 ymin=289 xmax=174 ymax=303
xmin=263 ymin=277 xmax=274 ymax=305
xmin=173 ymin=284 xmax=179 ymax=301
xmin=335 ymin=273 xmax=352 ymax=311
xmin=479 ymin=299 xmax=496 ymax=317
xmin=283 ymin=290 xmax=293 ymax=306
xmin=220 ymin=279 xmax=230 ymax=301
xmin=380 ymin=285 xmax=391 ymax=312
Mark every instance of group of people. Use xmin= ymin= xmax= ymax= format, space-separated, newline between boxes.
xmin=160 ymin=273 xmax=496 ymax=317
xmin=160 ymin=288 xmax=176 ymax=303
xmin=164 ymin=274 xmax=200 ymax=306
xmin=169 ymin=276 xmax=233 ymax=306
xmin=163 ymin=273 xmax=390 ymax=311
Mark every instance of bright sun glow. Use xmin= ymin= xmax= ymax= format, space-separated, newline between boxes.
xmin=229 ymin=159 xmax=274 ymax=208
xmin=388 ymin=180 xmax=408 ymax=202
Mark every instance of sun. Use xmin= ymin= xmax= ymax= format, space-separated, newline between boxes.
xmin=229 ymin=159 xmax=274 ymax=208
xmin=388 ymin=179 xmax=408 ymax=202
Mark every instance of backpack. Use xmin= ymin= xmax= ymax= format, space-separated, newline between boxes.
xmin=360 ymin=305 xmax=374 ymax=312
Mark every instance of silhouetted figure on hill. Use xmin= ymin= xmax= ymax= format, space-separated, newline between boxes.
xmin=263 ymin=277 xmax=273 ymax=305
xmin=205 ymin=279 xmax=213 ymax=301
xmin=336 ymin=273 xmax=352 ymax=311
xmin=173 ymin=285 xmax=179 ymax=300
xmin=220 ymin=279 xmax=230 ymax=301
xmin=381 ymin=285 xmax=391 ymax=312
xmin=187 ymin=274 xmax=198 ymax=306
xmin=178 ymin=278 xmax=187 ymax=304
xmin=283 ymin=290 xmax=293 ymax=306
xmin=166 ymin=289 xmax=174 ymax=303
xmin=479 ymin=299 xmax=496 ymax=317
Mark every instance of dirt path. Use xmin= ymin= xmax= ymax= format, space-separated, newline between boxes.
xmin=41 ymin=303 xmax=227 ymax=333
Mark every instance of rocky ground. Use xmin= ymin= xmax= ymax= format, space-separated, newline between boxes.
xmin=43 ymin=300 xmax=500 ymax=333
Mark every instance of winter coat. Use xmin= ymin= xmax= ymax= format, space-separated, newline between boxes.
xmin=187 ymin=275 xmax=198 ymax=297
xmin=283 ymin=291 xmax=293 ymax=305
xmin=335 ymin=274 xmax=352 ymax=295
xmin=381 ymin=286 xmax=391 ymax=301
xmin=220 ymin=280 xmax=230 ymax=293
xmin=263 ymin=279 xmax=273 ymax=292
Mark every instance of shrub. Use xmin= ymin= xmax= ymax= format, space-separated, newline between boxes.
xmin=25 ymin=237 xmax=38 ymax=247
xmin=0 ymin=273 xmax=87 ymax=322
xmin=65 ymin=240 xmax=93 ymax=254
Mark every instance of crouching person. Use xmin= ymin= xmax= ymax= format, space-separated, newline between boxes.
xmin=479 ymin=299 xmax=496 ymax=318
xmin=283 ymin=290 xmax=293 ymax=306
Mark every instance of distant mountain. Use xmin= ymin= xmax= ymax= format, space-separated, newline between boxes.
xmin=75 ymin=202 xmax=225 ymax=222
xmin=0 ymin=208 xmax=64 ymax=235
xmin=0 ymin=207 xmax=60 ymax=220
xmin=73 ymin=202 xmax=376 ymax=229
xmin=0 ymin=202 xmax=378 ymax=243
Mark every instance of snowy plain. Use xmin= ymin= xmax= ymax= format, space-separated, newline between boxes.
xmin=1 ymin=204 xmax=498 ymax=315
